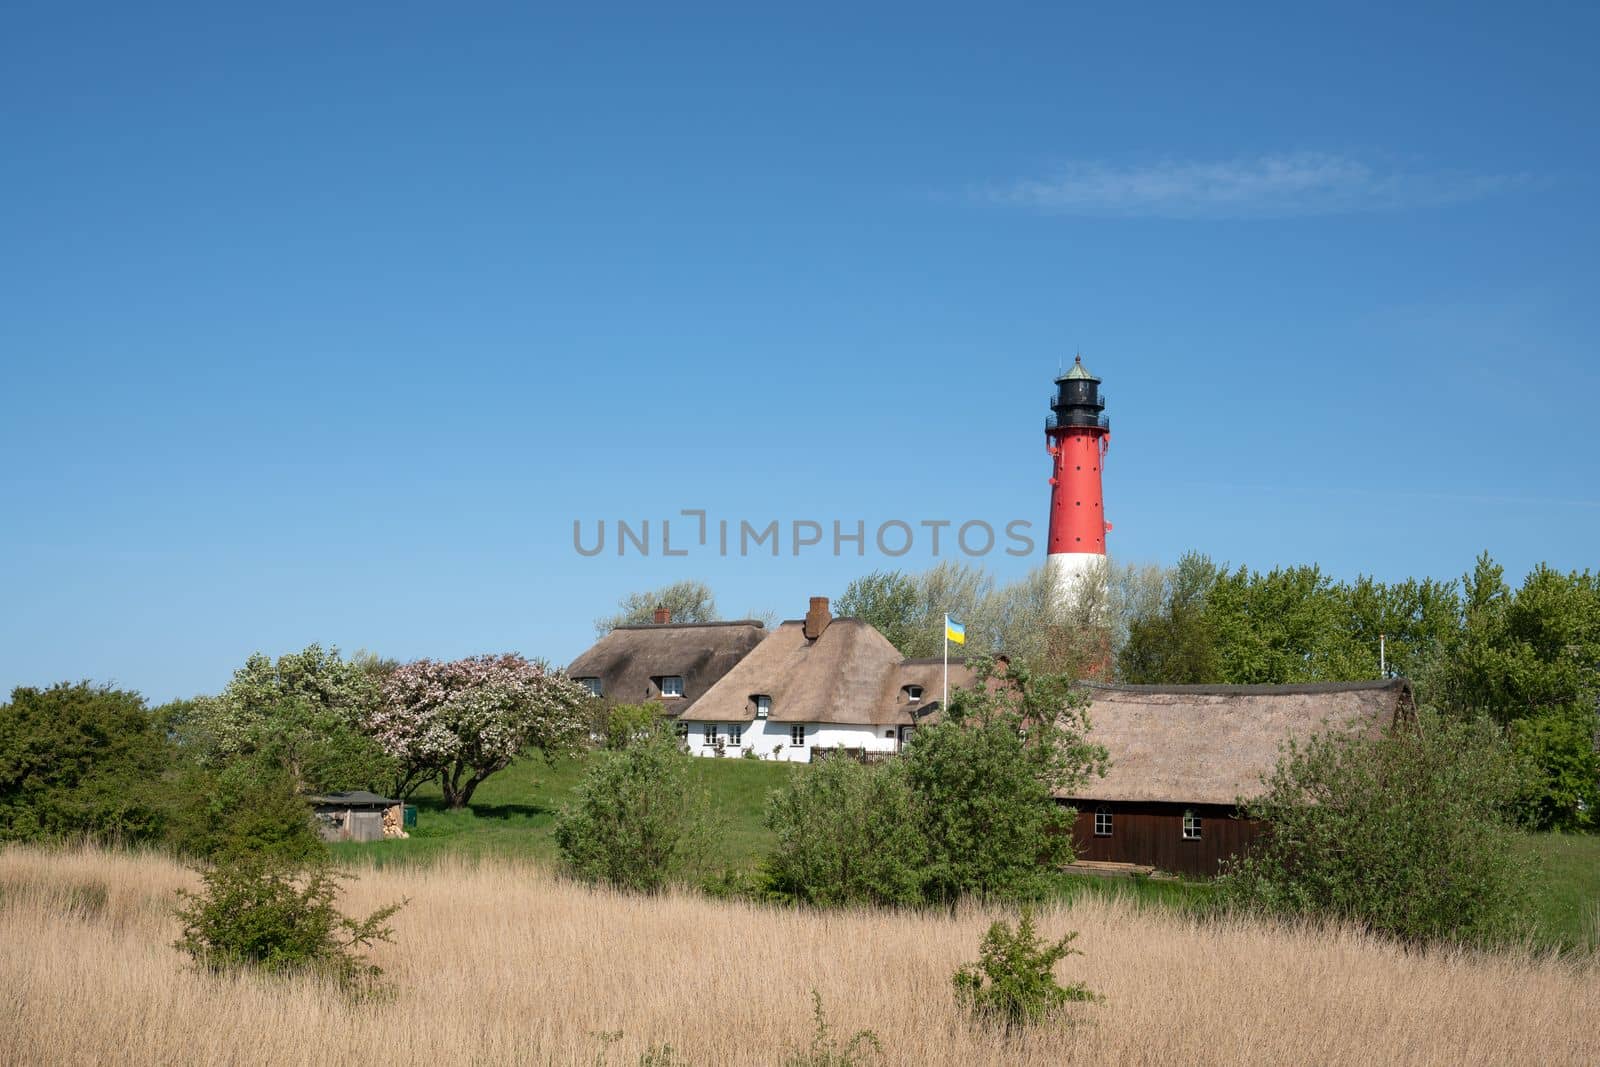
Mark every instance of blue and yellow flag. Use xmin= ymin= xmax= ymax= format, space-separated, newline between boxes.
xmin=945 ymin=617 xmax=966 ymax=645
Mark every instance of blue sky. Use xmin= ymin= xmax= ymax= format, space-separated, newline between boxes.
xmin=3 ymin=2 xmax=1597 ymax=702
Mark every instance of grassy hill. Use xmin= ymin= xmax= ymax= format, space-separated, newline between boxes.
xmin=334 ymin=750 xmax=1600 ymax=951
xmin=332 ymin=752 xmax=797 ymax=871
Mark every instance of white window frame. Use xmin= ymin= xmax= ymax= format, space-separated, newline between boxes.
xmin=578 ymin=677 xmax=602 ymax=697
xmin=753 ymin=695 xmax=771 ymax=719
xmin=659 ymin=676 xmax=684 ymax=698
xmin=789 ymin=724 xmax=806 ymax=747
xmin=905 ymin=685 xmax=922 ymax=703
xmin=1094 ymin=808 xmax=1113 ymax=837
xmin=728 ymin=724 xmax=742 ymax=746
xmin=1182 ymin=810 xmax=1202 ymax=841
xmin=702 ymin=724 xmax=718 ymax=746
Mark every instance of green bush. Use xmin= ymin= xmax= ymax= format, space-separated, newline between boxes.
xmin=764 ymin=756 xmax=926 ymax=908
xmin=1511 ymin=707 xmax=1599 ymax=831
xmin=165 ymin=762 xmax=326 ymax=863
xmin=174 ymin=853 xmax=403 ymax=989
xmin=555 ymin=722 xmax=719 ymax=893
xmin=0 ymin=682 xmax=175 ymax=845
xmin=1218 ymin=711 xmax=1533 ymax=945
xmin=952 ymin=907 xmax=1096 ymax=1031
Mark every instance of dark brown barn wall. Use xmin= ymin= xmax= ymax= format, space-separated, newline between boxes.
xmin=1064 ymin=800 xmax=1261 ymax=878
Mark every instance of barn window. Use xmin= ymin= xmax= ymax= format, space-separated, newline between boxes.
xmin=1094 ymin=808 xmax=1113 ymax=837
xmin=1182 ymin=810 xmax=1202 ymax=840
xmin=577 ymin=677 xmax=602 ymax=697
xmin=728 ymin=724 xmax=742 ymax=746
xmin=658 ymin=675 xmax=685 ymax=698
xmin=789 ymin=724 xmax=806 ymax=747
xmin=702 ymin=724 xmax=718 ymax=746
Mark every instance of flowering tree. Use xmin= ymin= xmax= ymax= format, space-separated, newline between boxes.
xmin=371 ymin=654 xmax=589 ymax=808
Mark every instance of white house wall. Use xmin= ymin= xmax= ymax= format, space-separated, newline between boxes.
xmin=682 ymin=718 xmax=898 ymax=763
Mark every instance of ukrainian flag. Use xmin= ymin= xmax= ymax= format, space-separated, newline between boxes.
xmin=945 ymin=617 xmax=966 ymax=645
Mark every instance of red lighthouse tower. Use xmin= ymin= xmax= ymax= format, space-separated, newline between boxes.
xmin=1045 ymin=355 xmax=1111 ymax=605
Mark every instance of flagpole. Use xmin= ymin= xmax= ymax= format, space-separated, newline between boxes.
xmin=943 ymin=613 xmax=949 ymax=708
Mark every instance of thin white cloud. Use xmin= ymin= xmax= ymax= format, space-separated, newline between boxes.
xmin=988 ymin=153 xmax=1527 ymax=219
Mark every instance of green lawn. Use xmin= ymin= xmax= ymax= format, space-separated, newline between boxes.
xmin=331 ymin=752 xmax=797 ymax=871
xmin=334 ymin=751 xmax=1598 ymax=950
xmin=1518 ymin=832 xmax=1600 ymax=951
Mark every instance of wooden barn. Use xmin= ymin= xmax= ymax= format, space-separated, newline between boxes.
xmin=1061 ymin=679 xmax=1415 ymax=877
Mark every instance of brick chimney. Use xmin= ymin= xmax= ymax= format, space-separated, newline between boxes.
xmin=653 ymin=607 xmax=671 ymax=624
xmin=803 ymin=596 xmax=831 ymax=641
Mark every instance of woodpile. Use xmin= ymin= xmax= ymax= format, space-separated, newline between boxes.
xmin=382 ymin=804 xmax=409 ymax=840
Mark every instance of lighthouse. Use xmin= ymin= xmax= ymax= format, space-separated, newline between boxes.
xmin=1045 ymin=355 xmax=1111 ymax=608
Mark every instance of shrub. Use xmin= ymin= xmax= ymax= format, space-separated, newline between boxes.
xmin=165 ymin=762 xmax=326 ymax=863
xmin=952 ymin=907 xmax=1096 ymax=1031
xmin=555 ymin=722 xmax=719 ymax=893
xmin=602 ymin=702 xmax=666 ymax=751
xmin=1511 ymin=707 xmax=1599 ymax=831
xmin=174 ymin=853 xmax=403 ymax=989
xmin=780 ymin=991 xmax=883 ymax=1067
xmin=764 ymin=756 xmax=926 ymax=907
xmin=0 ymin=682 xmax=175 ymax=845
xmin=1218 ymin=710 xmax=1532 ymax=945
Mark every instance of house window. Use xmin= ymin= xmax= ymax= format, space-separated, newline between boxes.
xmin=659 ymin=676 xmax=684 ymax=698
xmin=674 ymin=721 xmax=688 ymax=740
xmin=1182 ymin=810 xmax=1202 ymax=841
xmin=753 ymin=695 xmax=771 ymax=719
xmin=884 ymin=730 xmax=895 ymax=739
xmin=728 ymin=724 xmax=742 ymax=746
xmin=903 ymin=685 xmax=922 ymax=703
xmin=789 ymin=724 xmax=806 ymax=746
xmin=1094 ymin=808 xmax=1113 ymax=837
xmin=702 ymin=724 xmax=718 ymax=746
xmin=577 ymin=677 xmax=602 ymax=697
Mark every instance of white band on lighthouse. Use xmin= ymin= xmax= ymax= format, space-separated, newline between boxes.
xmin=1047 ymin=551 xmax=1107 ymax=614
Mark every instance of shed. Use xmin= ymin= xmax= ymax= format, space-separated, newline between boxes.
xmin=306 ymin=790 xmax=403 ymax=844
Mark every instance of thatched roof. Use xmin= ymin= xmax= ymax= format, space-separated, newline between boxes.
xmin=687 ymin=619 xmax=978 ymax=726
xmin=1060 ymin=679 xmax=1414 ymax=807
xmin=566 ymin=620 xmax=767 ymax=713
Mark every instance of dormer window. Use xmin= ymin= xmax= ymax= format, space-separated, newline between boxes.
xmin=903 ymin=685 xmax=923 ymax=704
xmin=577 ymin=677 xmax=602 ymax=697
xmin=658 ymin=675 xmax=685 ymax=698
xmin=753 ymin=694 xmax=772 ymax=719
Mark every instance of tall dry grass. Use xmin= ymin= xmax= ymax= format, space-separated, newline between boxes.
xmin=1 ymin=846 xmax=1595 ymax=1066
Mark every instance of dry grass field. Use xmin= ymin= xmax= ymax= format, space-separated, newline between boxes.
xmin=2 ymin=846 xmax=1596 ymax=1067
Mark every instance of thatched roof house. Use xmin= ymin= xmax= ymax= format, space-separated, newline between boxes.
xmin=1066 ymin=679 xmax=1415 ymax=806
xmin=1064 ymin=678 xmax=1415 ymax=876
xmin=566 ymin=615 xmax=766 ymax=713
xmin=681 ymin=597 xmax=978 ymax=760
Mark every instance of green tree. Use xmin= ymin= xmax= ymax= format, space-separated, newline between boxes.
xmin=554 ymin=721 xmax=718 ymax=893
xmin=1511 ymin=707 xmax=1599 ymax=830
xmin=0 ymin=682 xmax=175 ymax=844
xmin=595 ymin=579 xmax=720 ymax=635
xmin=191 ymin=644 xmax=393 ymax=793
xmin=1218 ymin=710 xmax=1531 ymax=945
xmin=833 ymin=570 xmax=922 ymax=655
xmin=1119 ymin=552 xmax=1221 ymax=683
xmin=764 ymin=754 xmax=927 ymax=907
xmin=906 ymin=656 xmax=1108 ymax=905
